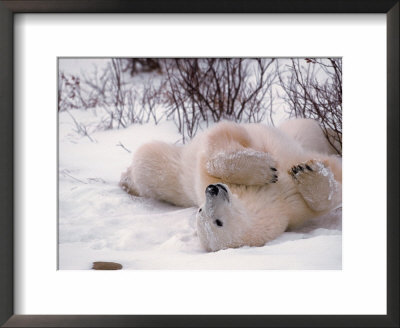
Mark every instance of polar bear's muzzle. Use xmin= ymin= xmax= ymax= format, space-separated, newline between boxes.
xmin=205 ymin=183 xmax=229 ymax=202
xmin=206 ymin=184 xmax=219 ymax=196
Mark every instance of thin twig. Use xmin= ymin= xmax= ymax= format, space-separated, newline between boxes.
xmin=61 ymin=171 xmax=88 ymax=184
xmin=116 ymin=141 xmax=131 ymax=153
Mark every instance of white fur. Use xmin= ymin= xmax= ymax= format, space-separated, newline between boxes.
xmin=120 ymin=119 xmax=342 ymax=252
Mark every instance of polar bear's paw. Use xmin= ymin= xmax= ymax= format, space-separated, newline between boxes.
xmin=289 ymin=160 xmax=341 ymax=212
xmin=207 ymin=149 xmax=278 ymax=186
xmin=119 ymin=170 xmax=140 ymax=196
xmin=289 ymin=160 xmax=316 ymax=179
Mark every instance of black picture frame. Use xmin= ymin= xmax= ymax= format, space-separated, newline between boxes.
xmin=0 ymin=1 xmax=398 ymax=327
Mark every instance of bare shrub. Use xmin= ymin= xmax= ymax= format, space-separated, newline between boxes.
xmin=83 ymin=59 xmax=147 ymax=130
xmin=60 ymin=58 xmax=342 ymax=148
xmin=66 ymin=110 xmax=96 ymax=143
xmin=140 ymin=77 xmax=166 ymax=125
xmin=163 ymin=58 xmax=277 ymax=141
xmin=278 ymin=58 xmax=342 ymax=154
xmin=108 ymin=58 xmax=127 ymax=129
xmin=58 ymin=73 xmax=87 ymax=111
xmin=81 ymin=65 xmax=110 ymax=108
xmin=122 ymin=58 xmax=163 ymax=76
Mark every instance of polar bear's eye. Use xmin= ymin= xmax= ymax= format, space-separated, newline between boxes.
xmin=198 ymin=208 xmax=202 ymax=213
xmin=214 ymin=219 xmax=223 ymax=227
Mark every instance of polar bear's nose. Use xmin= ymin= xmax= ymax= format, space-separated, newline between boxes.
xmin=206 ymin=184 xmax=219 ymax=196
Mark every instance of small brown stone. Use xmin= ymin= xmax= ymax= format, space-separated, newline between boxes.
xmin=92 ymin=261 xmax=123 ymax=270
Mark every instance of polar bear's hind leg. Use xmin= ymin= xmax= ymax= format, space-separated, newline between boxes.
xmin=120 ymin=141 xmax=192 ymax=207
xmin=119 ymin=167 xmax=139 ymax=196
xmin=289 ymin=159 xmax=342 ymax=213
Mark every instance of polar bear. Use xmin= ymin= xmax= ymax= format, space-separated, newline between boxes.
xmin=120 ymin=119 xmax=342 ymax=252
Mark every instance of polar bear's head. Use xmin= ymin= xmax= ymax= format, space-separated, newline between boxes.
xmin=196 ymin=183 xmax=250 ymax=252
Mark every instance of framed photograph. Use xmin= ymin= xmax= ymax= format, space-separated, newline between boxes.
xmin=0 ymin=1 xmax=398 ymax=327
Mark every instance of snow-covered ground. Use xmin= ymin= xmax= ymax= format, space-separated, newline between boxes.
xmin=58 ymin=107 xmax=342 ymax=270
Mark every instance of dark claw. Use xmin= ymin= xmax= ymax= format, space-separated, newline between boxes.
xmin=291 ymin=167 xmax=298 ymax=174
xmin=297 ymin=165 xmax=304 ymax=171
xmin=273 ymin=174 xmax=278 ymax=179
xmin=305 ymin=164 xmax=313 ymax=171
xmin=270 ymin=167 xmax=277 ymax=171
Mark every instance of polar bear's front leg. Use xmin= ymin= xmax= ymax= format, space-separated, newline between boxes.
xmin=204 ymin=121 xmax=277 ymax=185
xmin=289 ymin=159 xmax=342 ymax=212
xmin=206 ymin=149 xmax=278 ymax=185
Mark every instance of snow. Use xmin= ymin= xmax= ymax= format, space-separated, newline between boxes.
xmin=59 ymin=108 xmax=342 ymax=270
